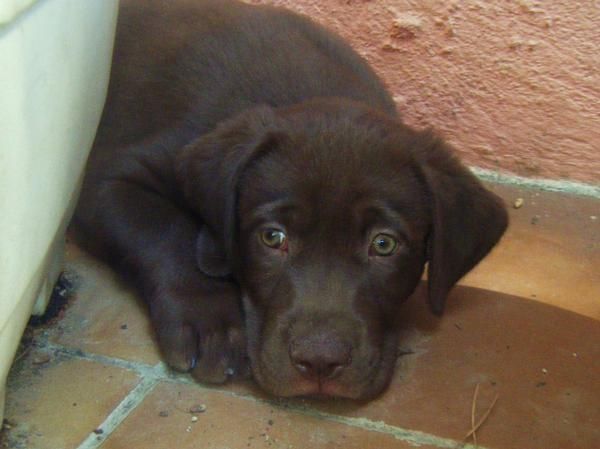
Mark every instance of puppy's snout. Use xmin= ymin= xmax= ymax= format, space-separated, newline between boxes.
xmin=289 ymin=332 xmax=352 ymax=380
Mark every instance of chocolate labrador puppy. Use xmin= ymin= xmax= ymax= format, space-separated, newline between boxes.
xmin=73 ymin=0 xmax=508 ymax=400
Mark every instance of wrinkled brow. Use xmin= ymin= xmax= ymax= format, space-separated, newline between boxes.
xmin=241 ymin=199 xmax=297 ymax=231
xmin=357 ymin=200 xmax=414 ymax=240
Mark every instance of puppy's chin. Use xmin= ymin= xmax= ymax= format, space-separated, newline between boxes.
xmin=242 ymin=295 xmax=399 ymax=401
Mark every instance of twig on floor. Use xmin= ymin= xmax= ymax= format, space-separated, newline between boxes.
xmin=464 ymin=383 xmax=499 ymax=446
xmin=470 ymin=383 xmax=480 ymax=446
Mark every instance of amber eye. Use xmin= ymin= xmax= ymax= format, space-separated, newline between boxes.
xmin=261 ymin=228 xmax=288 ymax=250
xmin=370 ymin=233 xmax=398 ymax=256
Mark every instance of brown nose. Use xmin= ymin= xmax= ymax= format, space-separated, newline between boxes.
xmin=289 ymin=333 xmax=352 ymax=380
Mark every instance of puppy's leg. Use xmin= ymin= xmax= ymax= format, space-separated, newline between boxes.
xmin=74 ymin=149 xmax=246 ymax=383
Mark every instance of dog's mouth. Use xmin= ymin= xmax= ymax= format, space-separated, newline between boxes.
xmin=290 ymin=379 xmax=368 ymax=400
xmin=252 ymin=364 xmax=372 ymax=400
xmin=246 ymin=337 xmax=394 ymax=401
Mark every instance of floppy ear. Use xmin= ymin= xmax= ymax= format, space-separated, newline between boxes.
xmin=194 ymin=225 xmax=230 ymax=277
xmin=175 ymin=105 xmax=280 ymax=277
xmin=415 ymin=135 xmax=508 ymax=315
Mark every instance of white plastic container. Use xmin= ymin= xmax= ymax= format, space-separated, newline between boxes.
xmin=0 ymin=0 xmax=119 ymax=422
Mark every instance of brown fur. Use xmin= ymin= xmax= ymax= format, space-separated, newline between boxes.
xmin=72 ymin=0 xmax=507 ymax=400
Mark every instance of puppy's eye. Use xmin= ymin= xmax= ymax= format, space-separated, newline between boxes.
xmin=370 ymin=233 xmax=398 ymax=256
xmin=261 ymin=228 xmax=288 ymax=250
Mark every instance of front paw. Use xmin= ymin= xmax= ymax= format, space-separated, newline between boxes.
xmin=191 ymin=325 xmax=248 ymax=383
xmin=150 ymin=279 xmax=249 ymax=383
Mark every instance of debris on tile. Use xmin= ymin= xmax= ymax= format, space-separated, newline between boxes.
xmin=531 ymin=215 xmax=540 ymax=225
xmin=513 ymin=198 xmax=524 ymax=208
xmin=189 ymin=404 xmax=207 ymax=414
xmin=120 ymin=324 xmax=128 ymax=330
xmin=186 ymin=425 xmax=193 ymax=433
xmin=159 ymin=410 xmax=169 ymax=418
xmin=542 ymin=368 xmax=548 ymax=374
xmin=590 ymin=215 xmax=597 ymax=220
xmin=93 ymin=428 xmax=104 ymax=435
xmin=536 ymin=381 xmax=547 ymax=388
xmin=572 ymin=352 xmax=578 ymax=357
xmin=32 ymin=354 xmax=51 ymax=365
xmin=191 ymin=416 xmax=198 ymax=423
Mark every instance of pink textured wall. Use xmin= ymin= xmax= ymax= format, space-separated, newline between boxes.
xmin=249 ymin=0 xmax=599 ymax=184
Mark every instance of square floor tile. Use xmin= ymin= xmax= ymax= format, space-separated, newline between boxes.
xmin=462 ymin=184 xmax=600 ymax=319
xmin=3 ymin=350 xmax=140 ymax=449
xmin=281 ymin=285 xmax=600 ymax=449
xmin=101 ymin=382 xmax=438 ymax=449
xmin=46 ymin=242 xmax=162 ymax=366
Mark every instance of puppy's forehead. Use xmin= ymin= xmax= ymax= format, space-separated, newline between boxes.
xmin=239 ymin=129 xmax=427 ymax=225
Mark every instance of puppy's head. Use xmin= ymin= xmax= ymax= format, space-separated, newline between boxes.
xmin=176 ymin=98 xmax=508 ymax=400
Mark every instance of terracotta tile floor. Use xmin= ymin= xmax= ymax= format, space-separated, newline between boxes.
xmin=1 ymin=184 xmax=599 ymax=449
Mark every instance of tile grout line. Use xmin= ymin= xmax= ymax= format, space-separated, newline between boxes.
xmin=471 ymin=167 xmax=600 ymax=199
xmin=160 ymin=378 xmax=492 ymax=449
xmin=36 ymin=342 xmax=167 ymax=449
xmin=41 ymin=341 xmax=160 ymax=376
xmin=74 ymin=376 xmax=159 ymax=449
xmin=283 ymin=407 xmax=489 ymax=449
xmin=42 ymin=341 xmax=494 ymax=449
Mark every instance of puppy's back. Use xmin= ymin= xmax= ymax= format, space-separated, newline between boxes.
xmin=96 ymin=0 xmax=396 ymax=148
